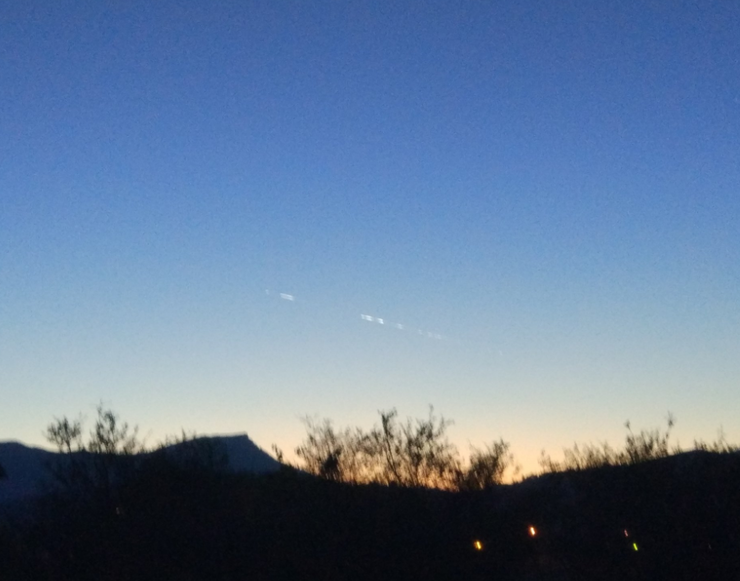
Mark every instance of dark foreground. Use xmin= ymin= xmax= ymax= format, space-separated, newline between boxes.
xmin=1 ymin=449 xmax=739 ymax=580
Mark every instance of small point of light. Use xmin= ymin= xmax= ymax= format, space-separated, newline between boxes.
xmin=473 ymin=540 xmax=483 ymax=551
xmin=624 ymin=529 xmax=629 ymax=537
xmin=529 ymin=526 xmax=537 ymax=537
xmin=632 ymin=542 xmax=639 ymax=552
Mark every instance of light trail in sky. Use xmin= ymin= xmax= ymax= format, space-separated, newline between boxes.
xmin=265 ymin=289 xmax=448 ymax=341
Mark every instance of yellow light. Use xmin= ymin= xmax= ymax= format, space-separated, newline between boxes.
xmin=529 ymin=526 xmax=537 ymax=537
xmin=473 ymin=540 xmax=483 ymax=551
xmin=632 ymin=542 xmax=639 ymax=552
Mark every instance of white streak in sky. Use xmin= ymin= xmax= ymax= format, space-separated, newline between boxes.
xmin=359 ymin=314 xmax=443 ymax=339
xmin=267 ymin=292 xmax=448 ymax=340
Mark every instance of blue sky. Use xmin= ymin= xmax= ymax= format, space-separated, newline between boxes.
xmin=2 ymin=1 xmax=739 ymax=472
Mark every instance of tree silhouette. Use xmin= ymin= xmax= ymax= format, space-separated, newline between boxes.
xmin=9 ymin=404 xmax=740 ymax=580
xmin=86 ymin=404 xmax=140 ymax=455
xmin=44 ymin=405 xmax=143 ymax=507
xmin=45 ymin=415 xmax=83 ymax=453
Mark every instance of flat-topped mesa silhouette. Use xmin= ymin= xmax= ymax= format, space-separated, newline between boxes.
xmin=160 ymin=433 xmax=282 ymax=474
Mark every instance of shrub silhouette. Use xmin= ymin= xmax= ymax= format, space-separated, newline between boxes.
xmin=296 ymin=407 xmax=515 ymax=489
xmin=3 ymin=405 xmax=740 ymax=580
xmin=540 ymin=414 xmax=681 ymax=473
xmin=456 ymin=439 xmax=518 ymax=490
xmin=295 ymin=416 xmax=371 ymax=483
xmin=694 ymin=428 xmax=739 ymax=453
xmin=369 ymin=408 xmax=460 ymax=488
xmin=296 ymin=408 xmax=462 ymax=487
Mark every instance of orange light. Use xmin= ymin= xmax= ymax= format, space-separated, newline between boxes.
xmin=473 ymin=540 xmax=483 ymax=551
xmin=529 ymin=526 xmax=537 ymax=537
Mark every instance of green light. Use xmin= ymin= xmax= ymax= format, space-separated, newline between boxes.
xmin=632 ymin=542 xmax=638 ymax=552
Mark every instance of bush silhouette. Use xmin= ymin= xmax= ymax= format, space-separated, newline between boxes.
xmin=540 ymin=414 xmax=682 ymax=473
xmin=457 ymin=439 xmax=518 ymax=490
xmin=296 ymin=407 xmax=515 ymax=490
xmin=4 ymin=404 xmax=739 ymax=580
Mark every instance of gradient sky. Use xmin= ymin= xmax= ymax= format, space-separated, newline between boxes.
xmin=2 ymin=1 xmax=739 ymax=474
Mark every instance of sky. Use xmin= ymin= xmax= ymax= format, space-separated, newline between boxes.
xmin=2 ymin=0 xmax=739 ymax=474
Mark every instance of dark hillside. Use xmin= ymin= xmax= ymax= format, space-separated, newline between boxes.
xmin=1 ymin=449 xmax=738 ymax=580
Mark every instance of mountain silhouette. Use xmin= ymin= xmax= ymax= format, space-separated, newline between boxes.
xmin=0 ymin=434 xmax=280 ymax=505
